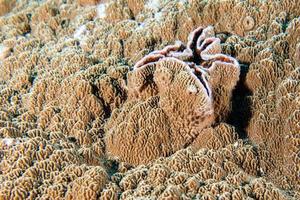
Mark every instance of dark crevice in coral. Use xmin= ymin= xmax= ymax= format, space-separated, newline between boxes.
xmin=102 ymin=159 xmax=119 ymax=177
xmin=91 ymin=83 xmax=112 ymax=120
xmin=119 ymin=39 xmax=125 ymax=58
xmin=67 ymin=136 xmax=77 ymax=143
xmin=195 ymin=73 xmax=210 ymax=96
xmin=189 ymin=29 xmax=203 ymax=64
xmin=216 ymin=32 xmax=232 ymax=43
xmin=101 ymin=102 xmax=112 ymax=120
xmin=29 ymin=71 xmax=37 ymax=85
xmin=226 ymin=63 xmax=252 ymax=139
xmin=139 ymin=75 xmax=154 ymax=92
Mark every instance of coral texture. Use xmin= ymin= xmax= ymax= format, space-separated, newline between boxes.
xmin=0 ymin=0 xmax=16 ymax=16
xmin=0 ymin=0 xmax=299 ymax=199
xmin=106 ymin=145 xmax=291 ymax=199
xmin=77 ymin=0 xmax=101 ymax=6
xmin=105 ymin=26 xmax=240 ymax=165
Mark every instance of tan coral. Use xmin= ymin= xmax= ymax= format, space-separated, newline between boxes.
xmin=105 ymin=25 xmax=241 ymax=165
xmin=0 ymin=0 xmax=300 ymax=199
xmin=244 ymin=18 xmax=300 ymax=190
xmin=66 ymin=167 xmax=109 ymax=200
xmin=191 ymin=123 xmax=238 ymax=151
xmin=105 ymin=144 xmax=293 ymax=199
xmin=105 ymin=57 xmax=214 ymax=165
xmin=0 ymin=0 xmax=16 ymax=16
xmin=294 ymin=43 xmax=300 ymax=65
xmin=204 ymin=54 xmax=240 ymax=121
xmin=126 ymin=0 xmax=145 ymax=16
xmin=77 ymin=0 xmax=101 ymax=6
xmin=105 ymin=0 xmax=132 ymax=23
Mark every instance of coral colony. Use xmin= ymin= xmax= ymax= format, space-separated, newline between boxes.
xmin=0 ymin=0 xmax=299 ymax=199
xmin=105 ymin=26 xmax=240 ymax=165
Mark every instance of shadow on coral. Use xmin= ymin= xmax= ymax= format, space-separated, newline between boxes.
xmin=102 ymin=158 xmax=120 ymax=176
xmin=227 ymin=62 xmax=252 ymax=139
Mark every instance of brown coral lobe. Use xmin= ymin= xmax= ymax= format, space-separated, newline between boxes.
xmin=104 ymin=25 xmax=240 ymax=165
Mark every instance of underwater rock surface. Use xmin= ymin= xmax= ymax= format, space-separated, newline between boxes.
xmin=0 ymin=0 xmax=299 ymax=199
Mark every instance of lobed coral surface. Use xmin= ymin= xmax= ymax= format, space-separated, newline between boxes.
xmin=0 ymin=0 xmax=299 ymax=199
xmin=105 ymin=25 xmax=240 ymax=165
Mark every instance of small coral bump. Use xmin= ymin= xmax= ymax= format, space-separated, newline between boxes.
xmin=243 ymin=16 xmax=255 ymax=31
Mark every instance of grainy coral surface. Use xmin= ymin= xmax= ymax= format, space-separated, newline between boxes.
xmin=0 ymin=0 xmax=299 ymax=199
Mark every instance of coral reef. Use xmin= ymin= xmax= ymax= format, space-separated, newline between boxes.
xmin=0 ymin=0 xmax=299 ymax=199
